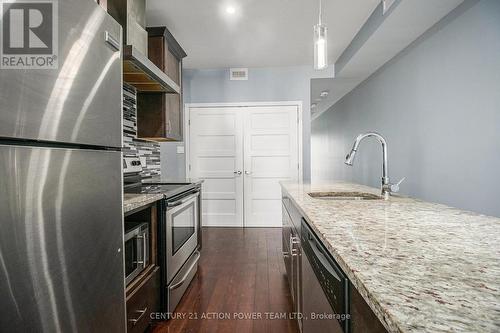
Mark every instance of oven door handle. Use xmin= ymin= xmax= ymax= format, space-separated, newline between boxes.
xmin=167 ymin=192 xmax=199 ymax=208
xmin=169 ymin=251 xmax=201 ymax=290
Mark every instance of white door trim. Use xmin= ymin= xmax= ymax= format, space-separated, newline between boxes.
xmin=184 ymin=101 xmax=304 ymax=182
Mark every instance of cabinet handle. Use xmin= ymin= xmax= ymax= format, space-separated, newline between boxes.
xmin=233 ymin=171 xmax=242 ymax=175
xmin=128 ymin=307 xmax=148 ymax=326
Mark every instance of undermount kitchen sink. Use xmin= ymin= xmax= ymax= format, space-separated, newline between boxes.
xmin=308 ymin=192 xmax=383 ymax=200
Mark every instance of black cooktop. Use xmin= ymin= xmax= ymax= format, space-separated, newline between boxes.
xmin=137 ymin=184 xmax=187 ymax=194
xmin=124 ymin=177 xmax=200 ymax=200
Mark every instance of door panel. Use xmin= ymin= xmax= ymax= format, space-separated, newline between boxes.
xmin=189 ymin=108 xmax=244 ymax=227
xmin=0 ymin=145 xmax=125 ymax=332
xmin=189 ymin=105 xmax=299 ymax=227
xmin=244 ymin=106 xmax=299 ymax=227
xmin=0 ymin=0 xmax=122 ymax=148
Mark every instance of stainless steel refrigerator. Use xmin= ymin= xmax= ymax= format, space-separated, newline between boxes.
xmin=0 ymin=0 xmax=125 ymax=331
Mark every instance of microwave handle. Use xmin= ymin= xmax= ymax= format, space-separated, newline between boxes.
xmin=137 ymin=234 xmax=148 ymax=269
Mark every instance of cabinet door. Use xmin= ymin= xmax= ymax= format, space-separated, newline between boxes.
xmin=290 ymin=229 xmax=301 ymax=314
xmin=137 ymin=93 xmax=166 ymax=139
xmin=165 ymin=48 xmax=181 ymax=85
xmin=126 ymin=268 xmax=161 ymax=333
xmin=165 ymin=93 xmax=182 ymax=140
xmin=139 ymin=35 xmax=183 ymax=141
xmin=282 ymin=204 xmax=292 ymax=283
xmin=147 ymin=36 xmax=165 ymax=71
xmin=164 ymin=46 xmax=183 ymax=140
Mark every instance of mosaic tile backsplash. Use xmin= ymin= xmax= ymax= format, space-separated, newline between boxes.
xmin=123 ymin=83 xmax=161 ymax=178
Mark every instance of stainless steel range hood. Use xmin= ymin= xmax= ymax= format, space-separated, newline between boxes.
xmin=123 ymin=45 xmax=180 ymax=93
xmin=107 ymin=0 xmax=180 ymax=93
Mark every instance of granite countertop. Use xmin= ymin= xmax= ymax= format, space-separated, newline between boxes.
xmin=280 ymin=182 xmax=500 ymax=333
xmin=123 ymin=193 xmax=164 ymax=214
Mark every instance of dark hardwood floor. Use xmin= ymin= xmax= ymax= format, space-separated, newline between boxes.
xmin=152 ymin=227 xmax=299 ymax=333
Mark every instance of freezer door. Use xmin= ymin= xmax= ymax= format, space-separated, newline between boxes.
xmin=0 ymin=0 xmax=122 ymax=148
xmin=0 ymin=145 xmax=125 ymax=332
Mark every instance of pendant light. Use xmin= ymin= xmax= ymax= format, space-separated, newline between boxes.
xmin=314 ymin=0 xmax=328 ymax=70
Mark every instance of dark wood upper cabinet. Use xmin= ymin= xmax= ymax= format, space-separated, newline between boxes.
xmin=137 ymin=27 xmax=186 ymax=141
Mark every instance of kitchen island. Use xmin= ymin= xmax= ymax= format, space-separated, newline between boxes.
xmin=281 ymin=182 xmax=500 ymax=333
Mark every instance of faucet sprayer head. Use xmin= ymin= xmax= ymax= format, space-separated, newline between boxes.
xmin=345 ymin=149 xmax=357 ymax=166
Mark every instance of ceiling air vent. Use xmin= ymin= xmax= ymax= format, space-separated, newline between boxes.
xmin=230 ymin=68 xmax=248 ymax=80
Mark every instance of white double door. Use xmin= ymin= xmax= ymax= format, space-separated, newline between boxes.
xmin=189 ymin=105 xmax=300 ymax=227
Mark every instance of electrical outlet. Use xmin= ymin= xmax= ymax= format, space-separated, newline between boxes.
xmin=177 ymin=146 xmax=185 ymax=154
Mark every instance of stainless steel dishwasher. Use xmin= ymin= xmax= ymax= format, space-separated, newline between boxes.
xmin=301 ymin=220 xmax=350 ymax=333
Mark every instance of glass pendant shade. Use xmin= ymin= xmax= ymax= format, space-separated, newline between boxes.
xmin=314 ymin=23 xmax=328 ymax=70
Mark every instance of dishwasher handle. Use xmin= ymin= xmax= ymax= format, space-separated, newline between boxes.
xmin=307 ymin=234 xmax=342 ymax=282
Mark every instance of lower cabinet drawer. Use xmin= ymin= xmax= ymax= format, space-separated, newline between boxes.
xmin=126 ymin=267 xmax=160 ymax=333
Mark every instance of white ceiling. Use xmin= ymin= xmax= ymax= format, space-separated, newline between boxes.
xmin=146 ymin=0 xmax=380 ymax=69
xmin=311 ymin=0 xmax=465 ymax=119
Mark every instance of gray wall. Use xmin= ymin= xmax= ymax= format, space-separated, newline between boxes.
xmin=311 ymin=0 xmax=500 ymax=217
xmin=161 ymin=66 xmax=319 ymax=180
xmin=160 ymin=142 xmax=186 ymax=179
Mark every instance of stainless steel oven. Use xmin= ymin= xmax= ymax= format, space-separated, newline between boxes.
xmin=162 ymin=188 xmax=201 ymax=314
xmin=124 ymin=222 xmax=150 ymax=285
xmin=165 ymin=190 xmax=199 ymax=283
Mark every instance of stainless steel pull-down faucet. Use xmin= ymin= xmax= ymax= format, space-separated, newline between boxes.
xmin=345 ymin=132 xmax=404 ymax=200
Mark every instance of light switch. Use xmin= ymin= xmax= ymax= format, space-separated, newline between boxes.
xmin=177 ymin=146 xmax=185 ymax=154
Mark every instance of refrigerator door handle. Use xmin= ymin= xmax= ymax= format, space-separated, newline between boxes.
xmin=104 ymin=31 xmax=121 ymax=51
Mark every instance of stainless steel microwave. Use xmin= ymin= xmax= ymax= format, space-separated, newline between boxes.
xmin=124 ymin=222 xmax=150 ymax=285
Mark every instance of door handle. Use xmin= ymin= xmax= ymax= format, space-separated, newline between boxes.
xmin=244 ymin=171 xmax=252 ymax=175
xmin=234 ymin=171 xmax=242 ymax=175
xmin=104 ymin=31 xmax=120 ymax=51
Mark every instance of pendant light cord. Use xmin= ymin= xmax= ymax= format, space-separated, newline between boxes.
xmin=319 ymin=0 xmax=322 ymax=25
